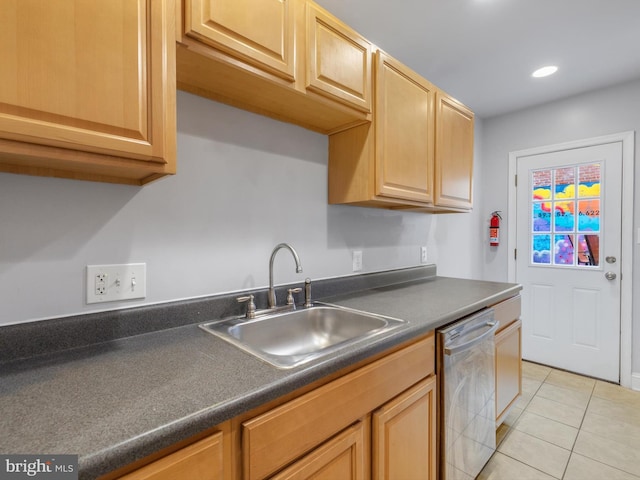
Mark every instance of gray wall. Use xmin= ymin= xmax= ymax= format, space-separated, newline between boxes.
xmin=0 ymin=91 xmax=483 ymax=326
xmin=480 ymin=78 xmax=640 ymax=373
xmin=4 ymin=78 xmax=636 ymax=375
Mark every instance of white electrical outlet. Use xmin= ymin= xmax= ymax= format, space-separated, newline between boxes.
xmin=95 ymin=273 xmax=107 ymax=296
xmin=352 ymin=250 xmax=363 ymax=272
xmin=420 ymin=246 xmax=428 ymax=263
xmin=86 ymin=263 xmax=146 ymax=304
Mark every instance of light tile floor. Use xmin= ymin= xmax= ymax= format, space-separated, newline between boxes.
xmin=477 ymin=361 xmax=640 ymax=479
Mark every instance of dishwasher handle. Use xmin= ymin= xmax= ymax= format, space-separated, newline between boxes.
xmin=444 ymin=320 xmax=500 ymax=355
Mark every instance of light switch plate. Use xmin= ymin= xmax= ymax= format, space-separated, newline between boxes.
xmin=86 ymin=263 xmax=146 ymax=304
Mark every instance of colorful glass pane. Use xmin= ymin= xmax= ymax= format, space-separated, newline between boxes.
xmin=554 ymin=167 xmax=575 ymax=199
xmin=554 ymin=235 xmax=574 ymax=265
xmin=578 ymin=199 xmax=600 ymax=231
xmin=554 ymin=201 xmax=575 ymax=232
xmin=533 ymin=202 xmax=551 ymax=231
xmin=529 ymin=162 xmax=603 ymax=268
xmin=532 ymin=170 xmax=551 ymax=201
xmin=532 ymin=234 xmax=551 ymax=264
xmin=577 ymin=234 xmax=600 ymax=266
xmin=578 ymin=164 xmax=601 ymax=198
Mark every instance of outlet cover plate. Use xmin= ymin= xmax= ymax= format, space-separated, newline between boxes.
xmin=86 ymin=263 xmax=146 ymax=304
xmin=352 ymin=250 xmax=363 ymax=272
xmin=420 ymin=246 xmax=428 ymax=263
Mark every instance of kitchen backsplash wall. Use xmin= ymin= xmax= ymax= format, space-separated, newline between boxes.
xmin=0 ymin=91 xmax=484 ymax=326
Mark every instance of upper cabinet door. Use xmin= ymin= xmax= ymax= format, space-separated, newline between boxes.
xmin=0 ymin=0 xmax=175 ymax=168
xmin=185 ymin=0 xmax=295 ymax=81
xmin=434 ymin=92 xmax=474 ymax=209
xmin=375 ymin=52 xmax=435 ymax=204
xmin=305 ymin=2 xmax=371 ymax=113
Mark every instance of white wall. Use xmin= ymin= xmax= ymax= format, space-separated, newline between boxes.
xmin=3 ymin=77 xmax=636 ymax=375
xmin=430 ymin=118 xmax=486 ymax=280
xmin=480 ymin=78 xmax=640 ymax=373
xmin=0 ymin=91 xmax=482 ymax=326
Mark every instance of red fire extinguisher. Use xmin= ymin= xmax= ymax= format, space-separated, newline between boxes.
xmin=489 ymin=211 xmax=502 ymax=246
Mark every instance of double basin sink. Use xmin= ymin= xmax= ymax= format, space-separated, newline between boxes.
xmin=199 ymin=304 xmax=407 ymax=369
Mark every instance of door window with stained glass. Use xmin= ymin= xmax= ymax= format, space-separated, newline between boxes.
xmin=530 ymin=163 xmax=601 ymax=267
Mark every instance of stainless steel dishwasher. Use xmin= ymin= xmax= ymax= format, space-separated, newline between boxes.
xmin=437 ymin=308 xmax=499 ymax=480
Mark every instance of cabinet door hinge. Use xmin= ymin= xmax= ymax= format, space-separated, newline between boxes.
xmin=514 ymin=249 xmax=517 ymax=260
xmin=515 ymin=174 xmax=518 ymax=187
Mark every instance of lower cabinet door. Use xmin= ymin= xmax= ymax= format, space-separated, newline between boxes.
xmin=496 ymin=319 xmax=523 ymax=424
xmin=372 ymin=376 xmax=437 ymax=480
xmin=117 ymin=432 xmax=223 ymax=480
xmin=271 ymin=421 xmax=367 ymax=480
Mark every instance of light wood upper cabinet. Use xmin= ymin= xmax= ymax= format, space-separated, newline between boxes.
xmin=434 ymin=92 xmax=474 ymax=210
xmin=177 ymin=0 xmax=372 ymax=134
xmin=305 ymin=3 xmax=371 ymax=113
xmin=372 ymin=376 xmax=437 ymax=480
xmin=0 ymin=0 xmax=176 ymax=185
xmin=328 ymin=50 xmax=474 ymax=212
xmin=184 ymin=0 xmax=295 ymax=81
xmin=375 ymin=52 xmax=435 ymax=203
xmin=328 ymin=50 xmax=437 ymax=209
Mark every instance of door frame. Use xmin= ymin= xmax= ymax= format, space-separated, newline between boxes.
xmin=507 ymin=131 xmax=635 ymax=387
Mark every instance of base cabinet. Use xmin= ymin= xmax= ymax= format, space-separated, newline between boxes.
xmin=372 ymin=376 xmax=437 ymax=480
xmin=117 ymin=432 xmax=224 ymax=480
xmin=271 ymin=421 xmax=368 ymax=480
xmin=493 ymin=295 xmax=523 ymax=425
xmin=242 ymin=334 xmax=435 ymax=480
xmin=110 ymin=334 xmax=436 ymax=480
xmin=496 ymin=319 xmax=522 ymax=424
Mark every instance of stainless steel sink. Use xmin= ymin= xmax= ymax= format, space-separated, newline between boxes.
xmin=199 ymin=304 xmax=406 ymax=368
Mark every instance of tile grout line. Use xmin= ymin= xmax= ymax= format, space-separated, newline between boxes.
xmin=559 ymin=377 xmax=596 ymax=479
xmin=495 ymin=450 xmax=565 ymax=480
xmin=485 ymin=364 xmax=640 ymax=479
xmin=500 ymin=428 xmax=571 ymax=479
xmin=486 ymin=364 xmax=640 ymax=479
xmin=569 ymin=383 xmax=640 ymax=480
xmin=495 ymin=368 xmax=562 ymax=478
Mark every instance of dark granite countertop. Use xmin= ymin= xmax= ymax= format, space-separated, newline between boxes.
xmin=0 ymin=269 xmax=520 ymax=479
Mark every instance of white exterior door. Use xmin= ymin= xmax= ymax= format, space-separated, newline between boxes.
xmin=515 ymin=142 xmax=622 ymax=382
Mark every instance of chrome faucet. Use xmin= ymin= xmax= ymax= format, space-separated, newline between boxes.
xmin=268 ymin=243 xmax=303 ymax=308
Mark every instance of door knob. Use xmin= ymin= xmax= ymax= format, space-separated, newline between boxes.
xmin=605 ymin=272 xmax=617 ymax=281
xmin=606 ymin=256 xmax=617 ymax=264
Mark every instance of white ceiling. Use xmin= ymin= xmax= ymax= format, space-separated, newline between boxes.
xmin=314 ymin=0 xmax=640 ymax=118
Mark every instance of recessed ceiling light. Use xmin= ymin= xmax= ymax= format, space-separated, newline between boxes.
xmin=532 ymin=66 xmax=558 ymax=78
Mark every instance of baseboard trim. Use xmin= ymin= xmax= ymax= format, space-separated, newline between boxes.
xmin=632 ymin=372 xmax=640 ymax=391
